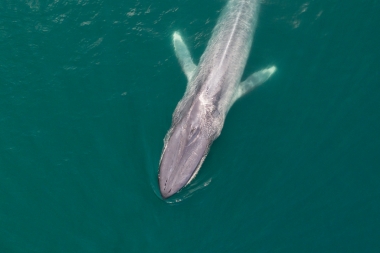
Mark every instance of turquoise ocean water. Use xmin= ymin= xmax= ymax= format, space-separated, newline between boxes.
xmin=1 ymin=0 xmax=379 ymax=252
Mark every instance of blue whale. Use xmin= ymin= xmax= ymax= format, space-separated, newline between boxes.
xmin=159 ymin=0 xmax=276 ymax=198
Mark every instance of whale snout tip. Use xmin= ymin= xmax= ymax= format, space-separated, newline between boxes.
xmin=158 ymin=176 xmax=180 ymax=199
xmin=160 ymin=189 xmax=173 ymax=199
xmin=160 ymin=187 xmax=170 ymax=199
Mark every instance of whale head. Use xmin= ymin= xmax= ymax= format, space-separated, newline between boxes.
xmin=158 ymin=100 xmax=214 ymax=199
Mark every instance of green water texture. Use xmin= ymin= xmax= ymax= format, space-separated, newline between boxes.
xmin=1 ymin=0 xmax=379 ymax=252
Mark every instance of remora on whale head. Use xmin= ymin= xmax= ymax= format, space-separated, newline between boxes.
xmin=158 ymin=0 xmax=276 ymax=199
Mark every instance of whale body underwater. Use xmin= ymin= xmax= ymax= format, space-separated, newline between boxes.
xmin=158 ymin=0 xmax=276 ymax=199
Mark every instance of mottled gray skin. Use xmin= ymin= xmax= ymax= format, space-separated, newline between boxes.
xmin=159 ymin=0 xmax=261 ymax=199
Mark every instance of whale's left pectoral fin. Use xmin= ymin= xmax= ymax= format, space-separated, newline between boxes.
xmin=230 ymin=66 xmax=277 ymax=108
xmin=173 ymin=31 xmax=197 ymax=81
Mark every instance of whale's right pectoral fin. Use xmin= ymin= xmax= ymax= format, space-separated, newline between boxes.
xmin=173 ymin=31 xmax=197 ymax=81
xmin=229 ymin=66 xmax=277 ymax=109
